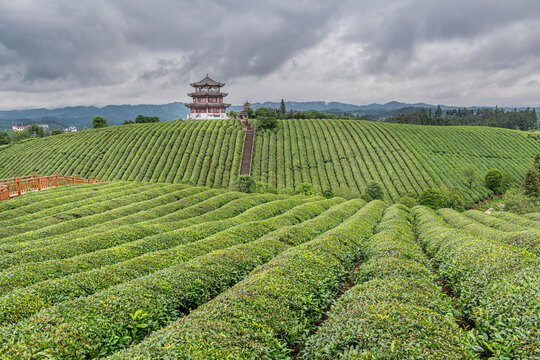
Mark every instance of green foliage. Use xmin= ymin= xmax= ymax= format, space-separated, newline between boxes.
xmin=414 ymin=206 xmax=540 ymax=357
xmin=419 ymin=189 xmax=444 ymax=209
xmin=255 ymin=181 xmax=276 ymax=194
xmin=387 ymin=106 xmax=538 ymax=131
xmin=0 ymin=118 xmax=538 ymax=206
xmin=92 ymin=116 xmax=107 ymax=128
xmin=503 ymin=188 xmax=540 ymax=214
xmin=461 ymin=165 xmax=477 ymax=189
xmin=419 ymin=188 xmax=464 ymax=211
xmin=296 ymin=182 xmax=316 ymax=196
xmin=27 ymin=124 xmax=45 ymax=138
xmin=0 ymin=131 xmax=10 ymax=145
xmin=50 ymin=129 xmax=63 ymax=136
xmin=523 ymin=153 xmax=540 ymax=197
xmin=485 ymin=168 xmax=503 ymax=194
xmin=322 ymin=188 xmax=333 ymax=198
xmin=303 ymin=205 xmax=468 ymax=359
xmin=363 ymin=181 xmax=384 ymax=200
xmin=399 ymin=194 xmax=418 ymax=208
xmin=122 ymin=120 xmax=134 ymax=125
xmin=280 ymin=99 xmax=286 ymax=115
xmin=135 ymin=115 xmax=159 ymax=123
xmin=109 ymin=200 xmax=384 ymax=359
xmin=234 ymin=175 xmax=256 ymax=193
xmin=257 ymin=117 xmax=277 ymax=130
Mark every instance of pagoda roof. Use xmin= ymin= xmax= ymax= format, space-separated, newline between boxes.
xmin=188 ymin=91 xmax=228 ymax=97
xmin=185 ymin=103 xmax=231 ymax=108
xmin=190 ymin=75 xmax=225 ymax=87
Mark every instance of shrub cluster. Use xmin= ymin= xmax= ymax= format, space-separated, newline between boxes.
xmin=413 ymin=205 xmax=540 ymax=358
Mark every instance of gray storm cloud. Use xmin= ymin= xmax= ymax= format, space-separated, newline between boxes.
xmin=0 ymin=0 xmax=539 ymax=108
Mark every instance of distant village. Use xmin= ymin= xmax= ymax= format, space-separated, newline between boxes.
xmin=11 ymin=123 xmax=78 ymax=133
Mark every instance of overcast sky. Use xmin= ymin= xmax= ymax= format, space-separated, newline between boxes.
xmin=1 ymin=0 xmax=540 ymax=109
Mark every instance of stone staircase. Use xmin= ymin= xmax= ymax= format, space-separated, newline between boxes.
xmin=238 ymin=117 xmax=256 ymax=176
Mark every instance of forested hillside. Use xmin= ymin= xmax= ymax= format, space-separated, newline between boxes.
xmin=0 ymin=118 xmax=538 ymax=205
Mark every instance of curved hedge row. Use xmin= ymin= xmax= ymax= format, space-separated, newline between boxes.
xmin=0 ymin=182 xmax=125 ymax=224
xmin=0 ymin=196 xmax=360 ymax=327
xmin=302 ymin=205 xmax=469 ymax=359
xmin=464 ymin=209 xmax=536 ymax=232
xmin=0 ymin=194 xmax=301 ymax=293
xmin=490 ymin=211 xmax=540 ymax=230
xmin=438 ymin=208 xmax=540 ymax=255
xmin=525 ymin=212 xmax=540 ymax=221
xmin=0 ymin=182 xmax=165 ymax=240
xmin=108 ymin=200 xmax=386 ymax=359
xmin=414 ymin=206 xmax=540 ymax=358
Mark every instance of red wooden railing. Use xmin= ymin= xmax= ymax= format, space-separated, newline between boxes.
xmin=0 ymin=172 xmax=105 ymax=201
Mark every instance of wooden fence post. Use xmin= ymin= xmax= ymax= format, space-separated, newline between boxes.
xmin=14 ymin=175 xmax=21 ymax=196
xmin=38 ymin=174 xmax=42 ymax=191
xmin=54 ymin=173 xmax=59 ymax=187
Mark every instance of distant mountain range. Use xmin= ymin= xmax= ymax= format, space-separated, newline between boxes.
xmin=0 ymin=101 xmax=536 ymax=128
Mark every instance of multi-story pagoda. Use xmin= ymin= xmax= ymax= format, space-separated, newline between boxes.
xmin=186 ymin=75 xmax=231 ymax=120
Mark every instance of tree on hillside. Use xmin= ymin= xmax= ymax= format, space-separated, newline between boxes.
xmin=51 ymin=129 xmax=64 ymax=136
xmin=135 ymin=115 xmax=159 ymax=123
xmin=258 ymin=117 xmax=277 ymax=130
xmin=434 ymin=105 xmax=443 ymax=119
xmin=92 ymin=116 xmax=108 ymax=128
xmin=0 ymin=131 xmax=10 ymax=145
xmin=485 ymin=168 xmax=503 ymax=194
xmin=523 ymin=154 xmax=540 ymax=197
xmin=26 ymin=124 xmax=45 ymax=138
xmin=363 ymin=181 xmax=384 ymax=200
xmin=234 ymin=175 xmax=256 ymax=193
xmin=280 ymin=99 xmax=286 ymax=116
xmin=461 ymin=165 xmax=478 ymax=189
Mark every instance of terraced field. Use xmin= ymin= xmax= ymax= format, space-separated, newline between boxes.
xmin=1 ymin=119 xmax=538 ymax=205
xmin=0 ymin=182 xmax=538 ymax=359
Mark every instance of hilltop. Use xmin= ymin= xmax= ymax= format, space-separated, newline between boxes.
xmin=0 ymin=118 xmax=538 ymax=206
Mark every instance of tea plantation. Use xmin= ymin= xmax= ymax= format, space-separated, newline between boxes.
xmin=0 ymin=182 xmax=538 ymax=359
xmin=1 ymin=119 xmax=538 ymax=205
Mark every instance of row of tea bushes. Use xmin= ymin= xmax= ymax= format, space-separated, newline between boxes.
xmin=414 ymin=206 xmax=540 ymax=358
xmin=108 ymin=200 xmax=386 ymax=359
xmin=0 ymin=182 xmax=123 ymax=224
xmin=0 ymin=195 xmax=300 ymax=293
xmin=0 ymin=198 xmax=347 ymax=358
xmin=0 ymin=186 xmax=213 ymax=254
xmin=0 ymin=182 xmax=160 ymax=239
xmin=484 ymin=211 xmax=540 ymax=230
xmin=0 ymin=194 xmax=295 ymax=324
xmin=302 ymin=205 xmax=470 ymax=359
xmin=438 ymin=208 xmax=540 ymax=255
xmin=464 ymin=209 xmax=536 ymax=231
xmin=2 ymin=118 xmax=538 ymax=203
